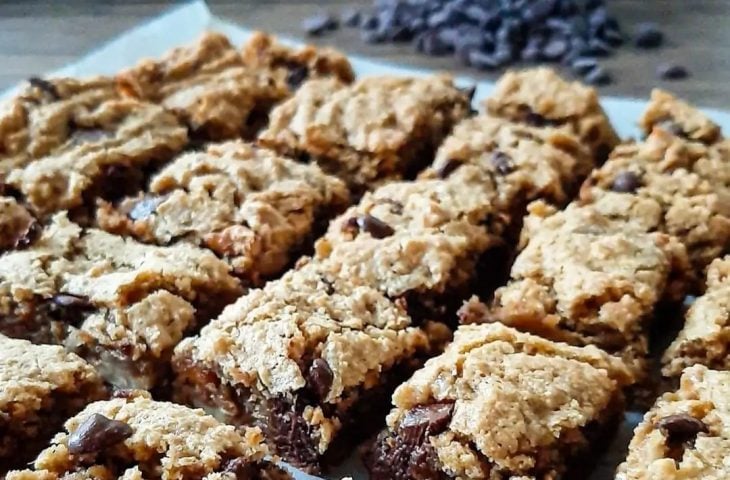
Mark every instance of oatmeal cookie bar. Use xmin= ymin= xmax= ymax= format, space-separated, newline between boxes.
xmin=580 ymin=128 xmax=730 ymax=277
xmin=172 ymin=261 xmax=449 ymax=473
xmin=98 ymin=141 xmax=349 ymax=285
xmin=0 ymin=76 xmax=188 ymax=217
xmin=7 ymin=391 xmax=290 ymax=480
xmin=476 ymin=201 xmax=690 ymax=368
xmin=0 ymin=335 xmax=106 ymax=471
xmin=0 ymin=195 xmax=38 ymax=253
xmin=485 ymin=67 xmax=620 ymax=162
xmin=663 ymin=256 xmax=730 ymax=376
xmin=0 ymin=214 xmax=242 ymax=389
xmin=419 ymin=114 xmax=593 ymax=238
xmin=366 ymin=323 xmax=633 ymax=480
xmin=258 ymin=75 xmax=473 ymax=192
xmin=242 ymin=31 xmax=354 ymax=92
xmin=639 ymin=89 xmax=722 ymax=144
xmin=616 ymin=365 xmax=730 ymax=480
xmin=117 ymin=32 xmax=289 ymax=141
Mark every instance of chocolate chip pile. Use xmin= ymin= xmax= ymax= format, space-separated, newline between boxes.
xmin=304 ymin=0 xmax=684 ymax=85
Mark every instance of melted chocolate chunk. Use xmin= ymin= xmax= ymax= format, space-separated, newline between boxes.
xmin=611 ymin=171 xmax=642 ymax=193
xmin=28 ymin=77 xmax=60 ymax=100
xmin=490 ymin=151 xmax=514 ymax=175
xmin=268 ymin=399 xmax=320 ymax=470
xmin=67 ymin=413 xmax=133 ymax=454
xmin=223 ymin=457 xmax=257 ymax=479
xmin=400 ymin=402 xmax=454 ymax=438
xmin=436 ymin=158 xmax=463 ymax=178
xmin=657 ymin=413 xmax=709 ymax=443
xmin=307 ymin=358 xmax=334 ymax=400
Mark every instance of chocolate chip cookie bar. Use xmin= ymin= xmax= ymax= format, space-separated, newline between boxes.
xmin=478 ymin=201 xmax=690 ymax=368
xmin=258 ymin=75 xmax=473 ymax=192
xmin=485 ymin=67 xmax=620 ymax=163
xmin=366 ymin=323 xmax=634 ymax=480
xmin=580 ymin=127 xmax=730 ymax=277
xmin=98 ymin=141 xmax=349 ymax=285
xmin=0 ymin=213 xmax=242 ymax=389
xmin=616 ymin=365 xmax=730 ymax=480
xmin=639 ymin=89 xmax=722 ymax=144
xmin=0 ymin=335 xmax=106 ymax=471
xmin=419 ymin=114 xmax=593 ymax=239
xmin=663 ymin=256 xmax=730 ymax=376
xmin=117 ymin=32 xmax=289 ymax=141
xmin=242 ymin=31 xmax=354 ymax=92
xmin=7 ymin=391 xmax=291 ymax=480
xmin=0 ymin=76 xmax=188 ymax=217
xmin=0 ymin=196 xmax=38 ymax=253
xmin=172 ymin=261 xmax=449 ymax=473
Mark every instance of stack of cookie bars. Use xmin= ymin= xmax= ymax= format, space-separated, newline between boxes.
xmin=1 ymin=29 xmax=728 ymax=480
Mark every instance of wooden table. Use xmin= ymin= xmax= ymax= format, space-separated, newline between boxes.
xmin=1 ymin=0 xmax=729 ymax=109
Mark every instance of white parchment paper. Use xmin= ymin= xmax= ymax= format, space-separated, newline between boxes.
xmin=3 ymin=2 xmax=727 ymax=478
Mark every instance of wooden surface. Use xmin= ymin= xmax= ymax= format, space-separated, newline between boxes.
xmin=1 ymin=0 xmax=729 ymax=108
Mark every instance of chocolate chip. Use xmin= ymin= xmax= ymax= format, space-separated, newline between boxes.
xmin=655 ymin=119 xmax=686 ymax=137
xmin=355 ymin=214 xmax=395 ymax=239
xmin=490 ymin=151 xmax=514 ymax=175
xmin=400 ymin=402 xmax=454 ymax=441
xmin=415 ymin=30 xmax=452 ymax=56
xmin=611 ymin=171 xmax=642 ymax=193
xmin=67 ymin=413 xmax=133 ymax=454
xmin=584 ymin=65 xmax=612 ymax=85
xmin=341 ymin=7 xmax=361 ymax=27
xmin=571 ymin=56 xmax=599 ymax=74
xmin=111 ymin=389 xmax=139 ymax=399
xmin=657 ymin=63 xmax=689 ymax=81
xmin=52 ymin=294 xmax=92 ymax=309
xmin=542 ymin=37 xmax=569 ymax=60
xmin=436 ymin=158 xmax=463 ymax=178
xmin=286 ymin=64 xmax=310 ymax=90
xmin=302 ymin=13 xmax=338 ymax=36
xmin=657 ymin=413 xmax=709 ymax=443
xmin=635 ymin=22 xmax=664 ymax=49
xmin=28 ymin=77 xmax=60 ymax=100
xmin=13 ymin=220 xmax=41 ymax=250
xmin=128 ymin=195 xmax=164 ymax=221
xmin=586 ymin=37 xmax=612 ymax=57
xmin=307 ymin=358 xmax=334 ymax=400
xmin=468 ymin=50 xmax=501 ymax=70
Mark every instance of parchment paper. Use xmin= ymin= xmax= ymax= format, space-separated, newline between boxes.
xmin=3 ymin=2 xmax=727 ymax=478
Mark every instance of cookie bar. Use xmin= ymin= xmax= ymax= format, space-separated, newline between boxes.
xmin=478 ymin=201 xmax=690 ymax=367
xmin=639 ymin=89 xmax=722 ymax=144
xmin=242 ymin=31 xmax=354 ymax=92
xmin=366 ymin=323 xmax=634 ymax=480
xmin=579 ymin=128 xmax=730 ymax=277
xmin=0 ymin=214 xmax=242 ymax=389
xmin=0 ymin=335 xmax=106 ymax=471
xmin=0 ymin=76 xmax=188 ymax=217
xmin=485 ymin=67 xmax=620 ymax=162
xmin=258 ymin=75 xmax=473 ymax=192
xmin=98 ymin=141 xmax=349 ymax=285
xmin=117 ymin=32 xmax=289 ymax=141
xmin=663 ymin=256 xmax=730 ymax=376
xmin=419 ymin=114 xmax=593 ymax=238
xmin=7 ymin=391 xmax=291 ymax=480
xmin=616 ymin=365 xmax=730 ymax=480
xmin=172 ymin=261 xmax=449 ymax=473
xmin=0 ymin=196 xmax=38 ymax=253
